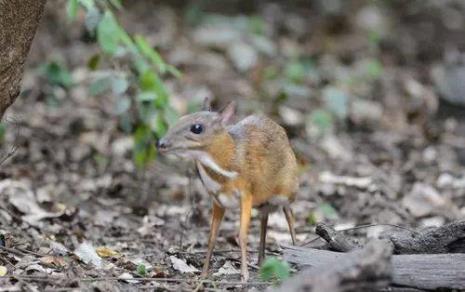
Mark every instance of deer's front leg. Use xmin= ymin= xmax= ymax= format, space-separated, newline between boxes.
xmin=239 ymin=192 xmax=252 ymax=282
xmin=201 ymin=201 xmax=225 ymax=277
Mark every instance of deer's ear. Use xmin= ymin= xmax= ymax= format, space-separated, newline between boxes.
xmin=202 ymin=96 xmax=212 ymax=112
xmin=219 ymin=101 xmax=236 ymax=125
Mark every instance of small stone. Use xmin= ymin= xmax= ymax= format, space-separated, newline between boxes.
xmin=420 ymin=216 xmax=445 ymax=228
xmin=193 ymin=26 xmax=240 ymax=49
xmin=350 ymin=99 xmax=383 ymax=126
xmin=279 ymin=106 xmax=304 ymax=126
xmin=402 ymin=183 xmax=450 ymax=218
xmin=227 ymin=42 xmax=258 ymax=72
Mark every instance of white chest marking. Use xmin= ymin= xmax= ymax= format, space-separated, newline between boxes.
xmin=179 ymin=150 xmax=237 ymax=178
xmin=197 ymin=153 xmax=237 ymax=178
xmin=196 ymin=161 xmax=221 ymax=193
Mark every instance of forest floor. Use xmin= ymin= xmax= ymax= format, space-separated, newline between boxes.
xmin=1 ymin=1 xmax=465 ymax=291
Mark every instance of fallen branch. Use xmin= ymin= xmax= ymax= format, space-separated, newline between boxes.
xmin=3 ymin=275 xmax=269 ymax=287
xmin=284 ymin=238 xmax=465 ymax=290
xmin=277 ymin=240 xmax=393 ymax=292
xmin=388 ymin=220 xmax=465 ymax=254
xmin=315 ymin=223 xmax=360 ymax=252
xmin=315 ymin=221 xmax=465 ymax=254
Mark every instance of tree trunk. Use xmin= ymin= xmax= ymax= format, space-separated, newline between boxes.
xmin=0 ymin=0 xmax=46 ymax=119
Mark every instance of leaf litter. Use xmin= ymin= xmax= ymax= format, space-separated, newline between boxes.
xmin=1 ymin=1 xmax=465 ymax=291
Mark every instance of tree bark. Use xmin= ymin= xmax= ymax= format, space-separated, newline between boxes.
xmin=283 ymin=245 xmax=465 ymax=290
xmin=0 ymin=0 xmax=46 ymax=119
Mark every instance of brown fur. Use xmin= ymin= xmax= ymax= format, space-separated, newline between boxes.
xmin=205 ymin=115 xmax=298 ymax=206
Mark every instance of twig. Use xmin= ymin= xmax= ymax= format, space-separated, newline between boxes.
xmin=14 ymin=247 xmax=44 ymax=257
xmin=0 ymin=145 xmax=16 ymax=165
xmin=175 ymin=248 xmax=278 ymax=255
xmin=0 ymin=246 xmax=26 ymax=256
xmin=299 ymin=222 xmax=418 ymax=247
xmin=192 ymin=279 xmax=206 ymax=292
xmin=0 ymin=246 xmax=44 ymax=258
xmin=340 ymin=223 xmax=418 ymax=235
xmin=5 ymin=275 xmax=269 ymax=286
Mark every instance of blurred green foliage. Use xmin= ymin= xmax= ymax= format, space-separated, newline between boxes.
xmin=136 ymin=263 xmax=147 ymax=277
xmin=0 ymin=123 xmax=5 ymax=144
xmin=38 ymin=61 xmax=73 ymax=89
xmin=65 ymin=0 xmax=180 ymax=168
xmin=259 ymin=257 xmax=290 ymax=284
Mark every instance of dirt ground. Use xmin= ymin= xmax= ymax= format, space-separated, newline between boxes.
xmin=1 ymin=1 xmax=465 ymax=291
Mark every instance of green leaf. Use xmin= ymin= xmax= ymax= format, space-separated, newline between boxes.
xmin=166 ymin=65 xmax=182 ymax=78
xmin=108 ymin=0 xmax=123 ymax=9
xmin=318 ymin=203 xmax=338 ymax=220
xmin=133 ymin=125 xmax=157 ymax=168
xmin=134 ymin=35 xmax=166 ymax=73
xmin=138 ymin=92 xmax=157 ymax=102
xmin=285 ymin=61 xmax=306 ymax=84
xmin=163 ymin=105 xmax=179 ymax=127
xmin=67 ymin=0 xmax=79 ymax=20
xmin=137 ymin=264 xmax=146 ymax=277
xmin=89 ymin=77 xmax=112 ymax=96
xmin=79 ymin=0 xmax=95 ymax=10
xmin=322 ymin=86 xmax=348 ymax=119
xmin=153 ymin=113 xmax=167 ymax=136
xmin=310 ymin=109 xmax=333 ymax=134
xmin=259 ymin=257 xmax=290 ymax=284
xmin=97 ymin=12 xmax=121 ymax=55
xmin=139 ymin=70 xmax=157 ymax=91
xmin=87 ymin=54 xmax=101 ymax=70
xmin=139 ymin=71 xmax=169 ymax=106
xmin=40 ymin=61 xmax=73 ymax=89
xmin=307 ymin=212 xmax=317 ymax=225
xmin=0 ymin=123 xmax=6 ymax=143
xmin=111 ymin=75 xmax=129 ymax=95
xmin=248 ymin=16 xmax=266 ymax=35
xmin=364 ymin=59 xmax=383 ymax=79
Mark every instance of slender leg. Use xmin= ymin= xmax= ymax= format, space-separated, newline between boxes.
xmin=201 ymin=202 xmax=225 ymax=278
xmin=258 ymin=208 xmax=269 ymax=265
xmin=283 ymin=206 xmax=297 ymax=245
xmin=239 ymin=194 xmax=253 ymax=282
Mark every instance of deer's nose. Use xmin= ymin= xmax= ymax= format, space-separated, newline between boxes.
xmin=157 ymin=139 xmax=170 ymax=151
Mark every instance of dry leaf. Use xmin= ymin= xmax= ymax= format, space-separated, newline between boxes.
xmin=40 ymin=256 xmax=67 ymax=268
xmin=169 ymin=256 xmax=199 ymax=274
xmin=213 ymin=261 xmax=239 ymax=276
xmin=0 ymin=266 xmax=7 ymax=276
xmin=118 ymin=272 xmax=139 ymax=284
xmin=96 ymin=246 xmax=120 ymax=258
xmin=74 ymin=241 xmax=102 ymax=268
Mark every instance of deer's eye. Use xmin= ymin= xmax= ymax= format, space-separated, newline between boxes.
xmin=190 ymin=124 xmax=203 ymax=134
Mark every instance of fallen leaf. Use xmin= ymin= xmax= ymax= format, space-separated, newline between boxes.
xmin=402 ymin=183 xmax=453 ymax=218
xmin=118 ymin=272 xmax=139 ymax=284
xmin=0 ymin=266 xmax=7 ymax=276
xmin=169 ymin=256 xmax=199 ymax=274
xmin=74 ymin=241 xmax=102 ymax=268
xmin=96 ymin=246 xmax=120 ymax=258
xmin=319 ymin=171 xmax=373 ymax=189
xmin=0 ymin=180 xmax=64 ymax=226
xmin=213 ymin=261 xmax=239 ymax=276
xmin=49 ymin=241 xmax=68 ymax=256
xmin=40 ymin=256 xmax=67 ymax=268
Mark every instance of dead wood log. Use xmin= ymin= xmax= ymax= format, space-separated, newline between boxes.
xmin=388 ymin=220 xmax=465 ymax=254
xmin=316 ymin=221 xmax=465 ymax=254
xmin=315 ymin=222 xmax=360 ymax=252
xmin=0 ymin=0 xmax=47 ymax=119
xmin=276 ymin=240 xmax=393 ymax=292
xmin=283 ymin=245 xmax=465 ymax=290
